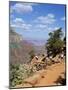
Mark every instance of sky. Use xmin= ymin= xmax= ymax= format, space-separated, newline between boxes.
xmin=10 ymin=1 xmax=66 ymax=45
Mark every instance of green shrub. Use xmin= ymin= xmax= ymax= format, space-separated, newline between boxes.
xmin=10 ymin=64 xmax=34 ymax=87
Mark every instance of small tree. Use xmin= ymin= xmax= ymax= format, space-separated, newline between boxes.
xmin=46 ymin=28 xmax=64 ymax=57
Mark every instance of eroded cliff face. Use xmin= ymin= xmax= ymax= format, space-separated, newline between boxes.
xmin=9 ymin=29 xmax=34 ymax=64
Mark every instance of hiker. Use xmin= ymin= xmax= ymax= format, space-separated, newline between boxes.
xmin=42 ymin=54 xmax=45 ymax=57
xmin=60 ymin=53 xmax=64 ymax=61
xmin=35 ymin=56 xmax=38 ymax=60
xmin=58 ymin=53 xmax=64 ymax=62
xmin=49 ymin=56 xmax=53 ymax=61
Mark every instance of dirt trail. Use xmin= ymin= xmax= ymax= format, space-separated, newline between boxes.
xmin=16 ymin=61 xmax=65 ymax=88
xmin=24 ymin=61 xmax=65 ymax=87
xmin=35 ymin=62 xmax=65 ymax=86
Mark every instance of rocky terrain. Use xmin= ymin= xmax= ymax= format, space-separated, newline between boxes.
xmin=9 ymin=29 xmax=34 ymax=64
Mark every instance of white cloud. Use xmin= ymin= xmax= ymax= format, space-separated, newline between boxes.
xmin=10 ymin=13 xmax=57 ymax=32
xmin=14 ymin=18 xmax=24 ymax=24
xmin=61 ymin=16 xmax=65 ymax=21
xmin=10 ymin=17 xmax=59 ymax=33
xmin=47 ymin=13 xmax=55 ymax=18
xmin=35 ymin=24 xmax=47 ymax=29
xmin=32 ymin=13 xmax=56 ymax=31
xmin=34 ymin=13 xmax=56 ymax=24
xmin=10 ymin=3 xmax=33 ymax=14
xmin=54 ymin=27 xmax=60 ymax=30
xmin=10 ymin=18 xmax=32 ymax=30
xmin=20 ymin=2 xmax=38 ymax=6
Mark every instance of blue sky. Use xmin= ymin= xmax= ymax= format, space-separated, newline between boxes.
xmin=10 ymin=1 xmax=66 ymax=45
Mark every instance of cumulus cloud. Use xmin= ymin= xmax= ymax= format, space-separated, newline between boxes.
xmin=10 ymin=13 xmax=57 ymax=32
xmin=20 ymin=2 xmax=38 ymax=6
xmin=14 ymin=18 xmax=24 ymax=24
xmin=35 ymin=24 xmax=47 ymax=29
xmin=47 ymin=13 xmax=55 ymax=18
xmin=10 ymin=3 xmax=33 ymax=14
xmin=34 ymin=13 xmax=56 ymax=24
xmin=54 ymin=27 xmax=60 ymax=30
xmin=61 ymin=16 xmax=65 ymax=21
xmin=10 ymin=17 xmax=59 ymax=33
xmin=10 ymin=18 xmax=32 ymax=30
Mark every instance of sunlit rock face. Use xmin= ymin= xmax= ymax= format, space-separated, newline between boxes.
xmin=9 ymin=30 xmax=23 ymax=43
xmin=9 ymin=29 xmax=34 ymax=64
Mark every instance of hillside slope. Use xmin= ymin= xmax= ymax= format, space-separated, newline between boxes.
xmin=9 ymin=29 xmax=34 ymax=64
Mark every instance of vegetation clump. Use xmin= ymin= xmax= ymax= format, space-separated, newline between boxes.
xmin=46 ymin=28 xmax=64 ymax=57
xmin=10 ymin=63 xmax=34 ymax=87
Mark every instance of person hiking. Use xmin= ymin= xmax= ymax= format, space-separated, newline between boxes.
xmin=35 ymin=56 xmax=38 ymax=60
xmin=60 ymin=53 xmax=64 ymax=61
